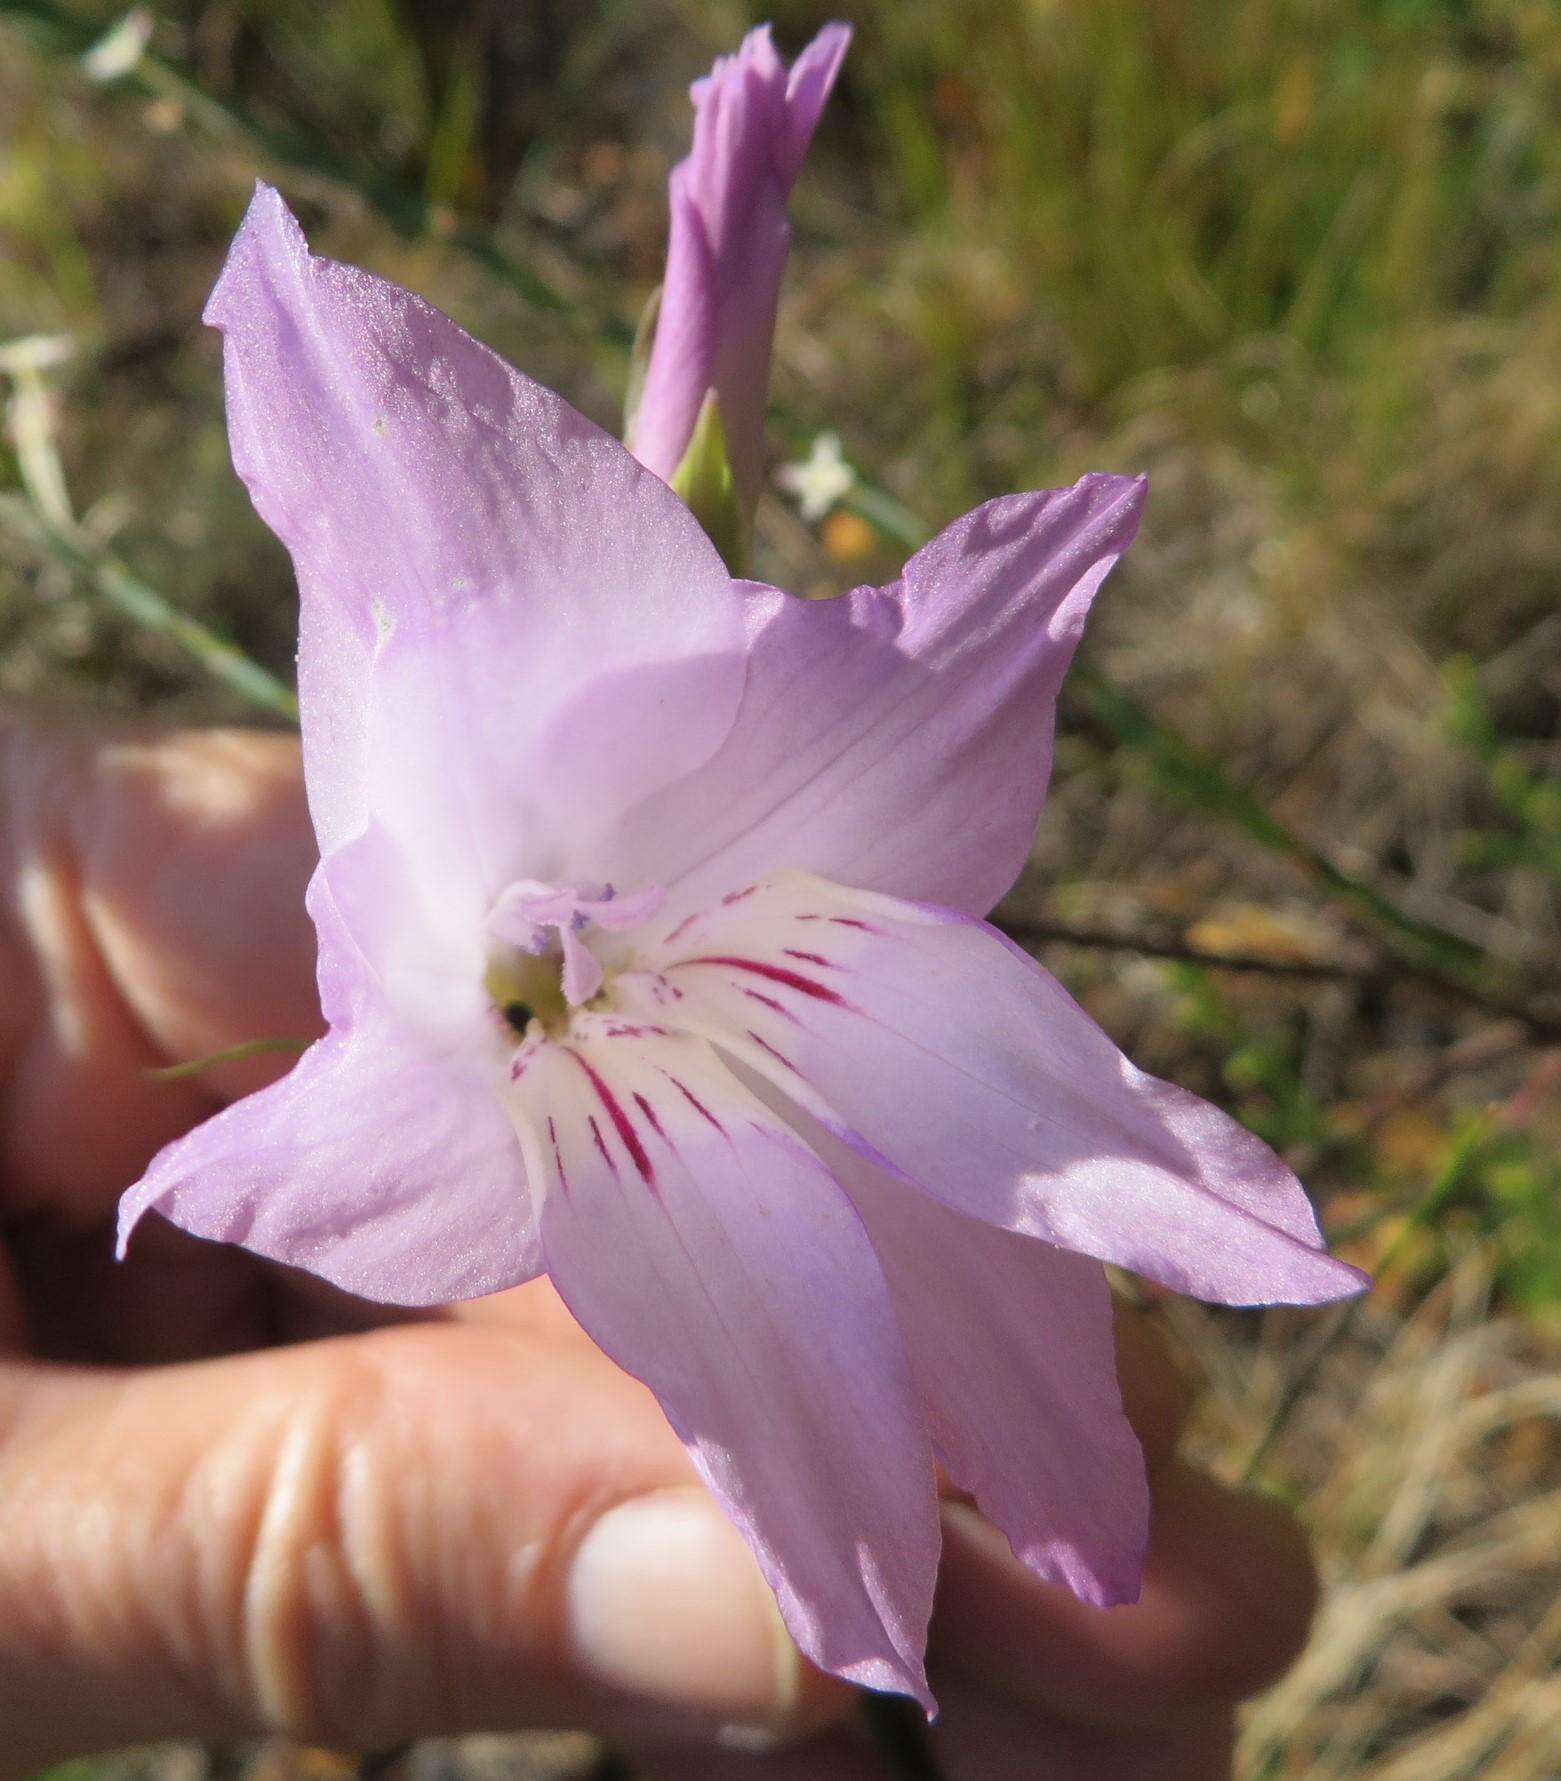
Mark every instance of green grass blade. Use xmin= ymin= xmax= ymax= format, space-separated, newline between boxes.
xmin=144 ymin=1036 xmax=310 ymax=1082
xmin=0 ymin=494 xmax=299 ymax=722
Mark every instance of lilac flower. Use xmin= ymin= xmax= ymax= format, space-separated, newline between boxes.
xmin=627 ymin=22 xmax=851 ymax=517
xmin=119 ymin=186 xmax=1365 ymax=1708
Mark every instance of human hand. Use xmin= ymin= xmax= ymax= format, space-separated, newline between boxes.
xmin=0 ymin=720 xmax=1320 ymax=1779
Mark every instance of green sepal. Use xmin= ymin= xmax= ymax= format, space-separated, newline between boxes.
xmin=670 ymin=391 xmax=746 ymax=575
xmin=621 ymin=283 xmax=662 ymax=441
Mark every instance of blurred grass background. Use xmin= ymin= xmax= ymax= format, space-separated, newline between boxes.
xmin=2 ymin=0 xmax=1558 ymax=1776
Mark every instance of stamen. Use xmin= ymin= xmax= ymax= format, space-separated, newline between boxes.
xmin=560 ymin=926 xmax=605 ymax=1005
xmin=487 ymin=875 xmax=665 ymax=1016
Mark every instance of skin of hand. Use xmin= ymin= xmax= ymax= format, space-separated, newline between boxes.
xmin=0 ymin=719 xmax=1322 ymax=1779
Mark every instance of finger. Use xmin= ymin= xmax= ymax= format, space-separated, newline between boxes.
xmin=635 ymin=1726 xmax=878 ymax=1780
xmin=0 ymin=1321 xmax=850 ymax=1776
xmin=635 ymin=1682 xmax=1235 ymax=1781
xmin=1111 ymin=1301 xmax=1195 ymax=1473
xmin=1 ymin=725 xmax=318 ymax=1220
xmin=930 ymin=1462 xmax=1319 ymax=1728
xmin=6 ymin=1210 xmax=277 ymax=1364
xmin=65 ymin=728 xmax=320 ymax=1083
xmin=924 ymin=1680 xmax=1234 ymax=1781
xmin=0 ymin=1244 xmax=24 ymax=1352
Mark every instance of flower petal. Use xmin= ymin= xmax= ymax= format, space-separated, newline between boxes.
xmin=624 ymin=178 xmax=717 ymax=486
xmin=511 ymin=1021 xmax=939 ymax=1707
xmin=206 ymin=184 xmax=745 ymax=940
xmin=779 ymin=23 xmax=855 ymax=179
xmin=118 ymin=1009 xmax=536 ymax=1307
xmin=604 ymin=476 xmax=1145 ymax=918
xmin=814 ymin=1128 xmax=1148 ymax=1607
xmin=630 ymin=872 xmax=1368 ymax=1307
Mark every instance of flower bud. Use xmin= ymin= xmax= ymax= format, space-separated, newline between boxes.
xmin=627 ymin=22 xmax=851 ymax=548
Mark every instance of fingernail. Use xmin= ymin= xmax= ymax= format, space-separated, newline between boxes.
xmin=565 ymin=1487 xmax=805 ymax=1728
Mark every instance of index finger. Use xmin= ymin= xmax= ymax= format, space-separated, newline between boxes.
xmin=0 ymin=723 xmax=319 ymax=1222
xmin=931 ymin=1460 xmax=1320 ymax=1729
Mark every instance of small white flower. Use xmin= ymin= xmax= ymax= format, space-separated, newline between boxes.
xmin=82 ymin=7 xmax=155 ymax=84
xmin=777 ymin=431 xmax=856 ymax=522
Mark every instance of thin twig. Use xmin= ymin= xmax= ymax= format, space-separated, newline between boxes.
xmin=994 ymin=912 xmax=1561 ymax=1045
xmin=1065 ymin=662 xmax=1486 ymax=972
xmin=996 ymin=914 xmax=1370 ymax=982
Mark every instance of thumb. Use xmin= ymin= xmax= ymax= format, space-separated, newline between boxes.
xmin=0 ymin=1314 xmax=847 ymax=1773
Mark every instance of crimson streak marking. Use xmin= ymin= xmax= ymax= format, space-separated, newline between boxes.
xmin=664 ymin=1074 xmax=728 ymax=1137
xmin=569 ymin=1051 xmax=656 ymax=1186
xmin=661 ymin=912 xmax=699 ymax=947
xmin=547 ymin=1116 xmax=570 ymax=1198
xmin=632 ymin=1091 xmax=668 ymax=1144
xmin=680 ymin=955 xmax=847 ymax=1005
xmin=586 ymin=1115 xmax=616 ymax=1177
xmin=781 ymin=949 xmax=835 ymax=968
xmin=742 ymin=986 xmax=797 ymax=1022
xmin=746 ymin=1030 xmax=797 ymax=1074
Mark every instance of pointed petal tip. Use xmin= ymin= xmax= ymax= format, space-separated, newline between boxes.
xmin=1045 ymin=1571 xmax=1141 ymax=1613
xmin=115 ymin=1180 xmax=156 ymax=1260
xmin=202 ymin=181 xmax=308 ymax=332
xmin=1094 ymin=1571 xmax=1146 ymax=1610
xmin=796 ymin=24 xmax=851 ymax=105
xmin=1051 ymin=470 xmax=1149 ymax=561
xmin=805 ymin=20 xmax=854 ymax=68
xmin=1009 ymin=1494 xmax=1151 ymax=1611
xmin=1298 ymin=1254 xmax=1374 ymax=1305
xmin=989 ymin=1510 xmax=1148 ymax=1611
xmin=1224 ymin=1248 xmax=1371 ymax=1309
xmin=855 ymin=1670 xmax=938 ymax=1721
xmin=779 ymin=21 xmax=853 ymax=176
xmin=1061 ymin=1540 xmax=1148 ymax=1609
xmin=1082 ymin=467 xmax=1150 ymax=523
